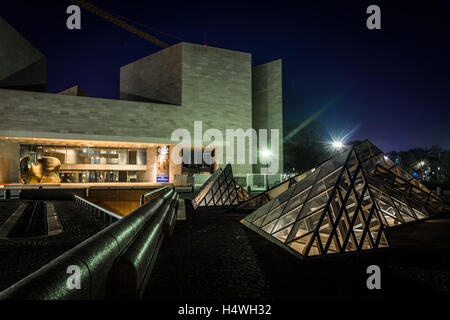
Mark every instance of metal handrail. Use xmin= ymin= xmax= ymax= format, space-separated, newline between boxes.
xmin=140 ymin=186 xmax=169 ymax=206
xmin=74 ymin=195 xmax=122 ymax=224
xmin=0 ymin=187 xmax=175 ymax=300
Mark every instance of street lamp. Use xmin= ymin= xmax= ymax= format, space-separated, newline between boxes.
xmin=261 ymin=148 xmax=272 ymax=159
xmin=332 ymin=141 xmax=343 ymax=150
xmin=418 ymin=161 xmax=426 ymax=180
xmin=260 ymin=148 xmax=272 ymax=190
xmin=438 ymin=166 xmax=441 ymax=184
xmin=331 ymin=139 xmax=344 ymax=154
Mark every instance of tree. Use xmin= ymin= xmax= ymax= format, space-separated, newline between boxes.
xmin=388 ymin=146 xmax=450 ymax=186
xmin=283 ymin=120 xmax=329 ymax=174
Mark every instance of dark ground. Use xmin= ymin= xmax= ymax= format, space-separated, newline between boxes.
xmin=2 ymin=198 xmax=450 ymax=300
xmin=0 ymin=200 xmax=109 ymax=291
xmin=145 ymin=205 xmax=450 ymax=300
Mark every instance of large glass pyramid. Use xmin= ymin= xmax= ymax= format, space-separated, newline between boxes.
xmin=192 ymin=164 xmax=251 ymax=209
xmin=241 ymin=142 xmax=448 ymax=258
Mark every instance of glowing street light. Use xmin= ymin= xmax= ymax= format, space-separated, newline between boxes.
xmin=260 ymin=148 xmax=272 ymax=159
xmin=331 ymin=140 xmax=344 ymax=152
xmin=260 ymin=148 xmax=272 ymax=190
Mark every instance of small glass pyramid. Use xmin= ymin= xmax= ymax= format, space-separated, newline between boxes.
xmin=192 ymin=164 xmax=251 ymax=209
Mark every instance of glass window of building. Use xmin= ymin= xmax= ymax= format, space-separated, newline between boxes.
xmin=128 ymin=150 xmax=137 ymax=165
xmin=137 ymin=149 xmax=147 ymax=165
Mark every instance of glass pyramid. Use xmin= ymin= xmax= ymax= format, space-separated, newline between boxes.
xmin=241 ymin=142 xmax=448 ymax=258
xmin=192 ymin=164 xmax=251 ymax=209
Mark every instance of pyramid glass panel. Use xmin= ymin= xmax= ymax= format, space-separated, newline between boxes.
xmin=238 ymin=154 xmax=333 ymax=210
xmin=283 ymin=186 xmax=311 ymax=214
xmin=272 ymin=224 xmax=294 ymax=242
xmin=239 ymin=169 xmax=315 ymax=210
xmin=272 ymin=206 xmax=303 ymax=234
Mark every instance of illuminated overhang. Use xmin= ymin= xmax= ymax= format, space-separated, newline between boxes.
xmin=0 ymin=136 xmax=169 ymax=149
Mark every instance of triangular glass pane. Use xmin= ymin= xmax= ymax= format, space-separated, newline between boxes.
xmin=378 ymin=231 xmax=389 ymax=248
xmin=315 ymin=150 xmax=349 ymax=182
xmin=345 ymin=150 xmax=359 ymax=176
xmin=260 ymin=203 xmax=286 ymax=228
xmin=296 ymin=194 xmax=328 ymax=222
xmin=283 ymin=186 xmax=311 ymax=213
xmin=352 ymin=214 xmax=364 ymax=244
xmin=317 ymin=214 xmax=333 ymax=252
xmin=352 ymin=170 xmax=366 ymax=199
xmin=245 ymin=200 xmax=273 ymax=223
xmin=262 ymin=218 xmax=278 ymax=234
xmin=288 ymin=232 xmax=314 ymax=256
xmin=359 ymin=229 xmax=372 ymax=250
xmin=253 ymin=214 xmax=268 ymax=228
xmin=272 ymin=224 xmax=294 ymax=243
xmin=272 ymin=206 xmax=302 ymax=234
xmin=288 ymin=210 xmax=323 ymax=242
xmin=307 ymin=238 xmax=323 ymax=256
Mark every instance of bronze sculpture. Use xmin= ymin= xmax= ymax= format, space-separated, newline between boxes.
xmin=20 ymin=156 xmax=61 ymax=184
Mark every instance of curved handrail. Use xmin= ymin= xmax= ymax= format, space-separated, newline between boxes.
xmin=0 ymin=187 xmax=176 ymax=300
xmin=74 ymin=195 xmax=123 ymax=221
xmin=140 ymin=186 xmax=169 ymax=206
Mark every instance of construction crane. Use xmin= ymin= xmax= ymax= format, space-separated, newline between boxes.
xmin=69 ymin=0 xmax=169 ymax=48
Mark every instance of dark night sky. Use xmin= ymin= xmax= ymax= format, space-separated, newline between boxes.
xmin=2 ymin=1 xmax=450 ymax=153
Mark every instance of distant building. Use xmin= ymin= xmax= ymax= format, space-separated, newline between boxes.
xmin=0 ymin=16 xmax=283 ymax=185
xmin=0 ymin=16 xmax=46 ymax=92
xmin=57 ymin=85 xmax=89 ymax=97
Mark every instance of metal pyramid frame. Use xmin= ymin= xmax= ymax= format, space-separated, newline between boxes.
xmin=238 ymin=164 xmax=322 ymax=210
xmin=241 ymin=143 xmax=448 ymax=258
xmin=192 ymin=164 xmax=251 ymax=209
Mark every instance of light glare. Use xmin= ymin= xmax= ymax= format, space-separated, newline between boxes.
xmin=332 ymin=141 xmax=343 ymax=150
xmin=261 ymin=148 xmax=272 ymax=158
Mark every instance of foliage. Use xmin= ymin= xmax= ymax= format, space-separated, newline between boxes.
xmin=388 ymin=146 xmax=450 ymax=185
xmin=283 ymin=120 xmax=330 ymax=174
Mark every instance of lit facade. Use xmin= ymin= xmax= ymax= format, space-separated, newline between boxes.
xmin=0 ymin=16 xmax=283 ymax=185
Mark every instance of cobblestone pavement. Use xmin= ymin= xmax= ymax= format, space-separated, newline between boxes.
xmin=145 ymin=211 xmax=274 ymax=300
xmin=0 ymin=200 xmax=109 ymax=291
xmin=145 ymin=209 xmax=449 ymax=300
xmin=2 ymin=199 xmax=450 ymax=299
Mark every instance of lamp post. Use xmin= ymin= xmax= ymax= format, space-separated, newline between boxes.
xmin=261 ymin=148 xmax=272 ymax=191
xmin=438 ymin=166 xmax=441 ymax=184
xmin=419 ymin=161 xmax=425 ymax=179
